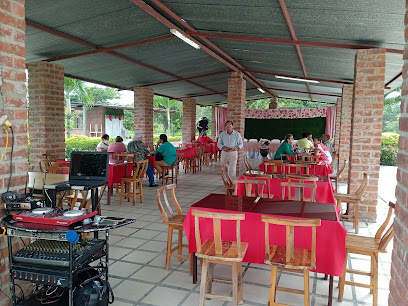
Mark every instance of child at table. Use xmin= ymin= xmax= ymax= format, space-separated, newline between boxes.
xmin=313 ymin=137 xmax=332 ymax=166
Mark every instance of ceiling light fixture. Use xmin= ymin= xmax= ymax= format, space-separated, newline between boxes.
xmin=257 ymin=88 xmax=265 ymax=93
xmin=275 ymin=75 xmax=320 ymax=83
xmin=170 ymin=29 xmax=200 ymax=49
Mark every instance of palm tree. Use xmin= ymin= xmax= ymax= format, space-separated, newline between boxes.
xmin=153 ymin=96 xmax=182 ymax=135
xmin=64 ymin=78 xmax=92 ymax=137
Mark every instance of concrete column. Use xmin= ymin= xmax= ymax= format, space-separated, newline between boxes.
xmin=334 ymin=97 xmax=342 ymax=153
xmin=28 ymin=62 xmax=65 ymax=167
xmin=348 ymin=48 xmax=386 ymax=221
xmin=227 ymin=72 xmax=246 ymax=176
xmin=338 ymin=85 xmax=353 ymax=181
xmin=134 ymin=87 xmax=154 ymax=149
xmin=182 ymin=98 xmax=196 ymax=142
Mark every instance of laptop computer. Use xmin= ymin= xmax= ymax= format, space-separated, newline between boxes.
xmin=44 ymin=152 xmax=109 ymax=190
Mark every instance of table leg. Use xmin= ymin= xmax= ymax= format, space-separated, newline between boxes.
xmin=328 ymin=275 xmax=333 ymax=306
xmin=193 ymin=252 xmax=197 ymax=284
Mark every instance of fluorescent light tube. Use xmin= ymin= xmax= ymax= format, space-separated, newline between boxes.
xmin=257 ymin=88 xmax=265 ymax=93
xmin=275 ymin=75 xmax=320 ymax=83
xmin=170 ymin=29 xmax=200 ymax=49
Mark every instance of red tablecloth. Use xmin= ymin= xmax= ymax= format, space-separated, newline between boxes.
xmin=107 ymin=162 xmax=133 ymax=186
xmin=259 ymin=162 xmax=333 ymax=176
xmin=236 ymin=176 xmax=336 ymax=205
xmin=176 ymin=148 xmax=196 ymax=159
xmin=183 ymin=196 xmax=346 ymax=276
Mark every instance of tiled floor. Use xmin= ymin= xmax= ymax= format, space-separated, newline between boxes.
xmin=100 ymin=158 xmax=394 ymax=306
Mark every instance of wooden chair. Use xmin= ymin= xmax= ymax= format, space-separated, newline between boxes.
xmin=334 ymin=172 xmax=370 ymax=234
xmin=329 ymin=159 xmax=348 ymax=192
xmin=263 ymin=159 xmax=284 ymax=174
xmin=162 ymin=153 xmax=183 ymax=185
xmin=156 ymin=184 xmax=192 ymax=273
xmin=120 ymin=160 xmax=148 ymax=205
xmin=117 ymin=152 xmax=136 ymax=163
xmin=299 ymin=154 xmax=319 ymax=162
xmin=338 ymin=202 xmax=395 ymax=306
xmin=220 ymin=164 xmax=234 ymax=195
xmin=191 ymin=209 xmax=248 ymax=306
xmin=261 ymin=215 xmax=321 ymax=306
xmin=39 ymin=159 xmax=56 ymax=173
xmin=244 ymin=154 xmax=252 ymax=171
xmin=280 ymin=181 xmax=317 ymax=202
xmin=286 ymin=174 xmax=319 ymax=183
xmin=202 ymin=143 xmax=214 ymax=166
xmin=233 ymin=178 xmax=271 ymax=198
xmin=283 ymin=163 xmax=311 ymax=175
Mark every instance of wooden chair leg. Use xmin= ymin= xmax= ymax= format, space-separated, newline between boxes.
xmin=354 ymin=201 xmax=359 ymax=234
xmin=165 ymin=226 xmax=173 ymax=270
xmin=338 ymin=251 xmax=348 ymax=301
xmin=232 ymin=262 xmax=239 ymax=306
xmin=268 ymin=266 xmax=278 ymax=305
xmin=132 ymin=181 xmax=136 ymax=206
xmin=199 ymin=260 xmax=209 ymax=306
xmin=304 ymin=269 xmax=310 ymax=306
xmin=120 ymin=181 xmax=124 ymax=205
xmin=188 ymin=252 xmax=193 ymax=275
xmin=177 ymin=229 xmax=183 ymax=262
xmin=238 ymin=262 xmax=243 ymax=303
xmin=205 ymin=263 xmax=214 ymax=294
xmin=139 ymin=181 xmax=143 ymax=203
xmin=372 ymin=253 xmax=378 ymax=306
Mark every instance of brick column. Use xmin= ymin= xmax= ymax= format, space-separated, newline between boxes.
xmin=134 ymin=87 xmax=154 ymax=149
xmin=211 ymin=106 xmax=216 ymax=140
xmin=338 ymin=85 xmax=353 ymax=181
xmin=347 ymin=49 xmax=386 ymax=221
xmin=182 ymin=98 xmax=196 ymax=142
xmin=268 ymin=96 xmax=278 ymax=109
xmin=334 ymin=97 xmax=342 ymax=152
xmin=27 ymin=62 xmax=65 ymax=167
xmin=389 ymin=3 xmax=408 ymax=303
xmin=227 ymin=72 xmax=246 ymax=176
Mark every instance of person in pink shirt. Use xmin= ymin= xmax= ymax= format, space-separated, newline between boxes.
xmin=313 ymin=137 xmax=332 ymax=166
xmin=107 ymin=136 xmax=127 ymax=163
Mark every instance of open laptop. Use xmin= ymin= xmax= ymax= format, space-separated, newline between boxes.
xmin=44 ymin=151 xmax=109 ymax=190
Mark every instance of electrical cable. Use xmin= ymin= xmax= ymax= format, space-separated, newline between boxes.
xmin=7 ymin=126 xmax=14 ymax=191
xmin=14 ymin=284 xmax=25 ymax=301
xmin=0 ymin=127 xmax=8 ymax=164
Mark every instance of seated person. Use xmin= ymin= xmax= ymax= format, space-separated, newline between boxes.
xmin=153 ymin=134 xmax=177 ymax=176
xmin=313 ymin=137 xmax=332 ymax=165
xmin=107 ymin=136 xmax=126 ymax=163
xmin=322 ymin=134 xmax=334 ymax=155
xmin=127 ymin=132 xmax=158 ymax=187
xmin=96 ymin=134 xmax=109 ymax=152
xmin=297 ymin=132 xmax=314 ymax=149
xmin=197 ymin=130 xmax=213 ymax=143
xmin=274 ymin=134 xmax=296 ymax=160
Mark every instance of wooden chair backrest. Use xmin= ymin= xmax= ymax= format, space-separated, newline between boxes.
xmin=133 ymin=160 xmax=148 ymax=179
xmin=192 ymin=209 xmax=245 ymax=257
xmin=355 ymin=173 xmax=370 ymax=198
xmin=261 ymin=215 xmax=321 ymax=267
xmin=336 ymin=159 xmax=348 ymax=177
xmin=283 ymin=163 xmax=311 ymax=175
xmin=286 ymin=175 xmax=319 ymax=183
xmin=300 ymin=154 xmax=319 ymax=162
xmin=46 ymin=163 xmax=67 ymax=174
xmin=376 ymin=202 xmax=395 ymax=251
xmin=39 ymin=159 xmax=56 ymax=173
xmin=233 ymin=178 xmax=267 ymax=198
xmin=281 ymin=181 xmax=317 ymax=202
xmin=244 ymin=155 xmax=252 ymax=171
xmin=263 ymin=159 xmax=284 ymax=174
xmin=117 ymin=153 xmax=136 ymax=162
xmin=172 ymin=153 xmax=184 ymax=167
xmin=156 ymin=184 xmax=183 ymax=224
xmin=220 ymin=164 xmax=233 ymax=189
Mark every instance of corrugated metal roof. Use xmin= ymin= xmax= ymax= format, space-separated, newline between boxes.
xmin=25 ymin=0 xmax=403 ymax=104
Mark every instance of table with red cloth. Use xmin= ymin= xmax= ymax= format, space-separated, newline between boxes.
xmin=183 ymin=194 xmax=346 ymax=304
xmin=176 ymin=148 xmax=196 ymax=160
xmin=56 ymin=160 xmax=70 ymax=174
xmin=259 ymin=162 xmax=333 ymax=176
xmin=107 ymin=162 xmax=133 ymax=205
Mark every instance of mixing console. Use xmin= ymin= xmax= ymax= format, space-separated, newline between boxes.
xmin=13 ymin=239 xmax=105 ymax=268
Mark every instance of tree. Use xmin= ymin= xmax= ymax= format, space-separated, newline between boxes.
xmin=64 ymin=78 xmax=92 ymax=137
xmin=383 ymin=86 xmax=401 ymax=133
xmin=153 ymin=96 xmax=182 ymax=135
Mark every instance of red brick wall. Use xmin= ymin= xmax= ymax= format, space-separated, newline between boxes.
xmin=86 ymin=107 xmax=105 ymax=137
xmin=334 ymin=97 xmax=342 ymax=153
xmin=27 ymin=62 xmax=65 ymax=169
xmin=389 ymin=4 xmax=408 ymax=304
xmin=338 ymin=85 xmax=353 ymax=181
xmin=347 ymin=48 xmax=385 ymax=221
xmin=0 ymin=1 xmax=30 ymax=304
xmin=227 ymin=72 xmax=246 ymax=176
xmin=134 ymin=87 xmax=153 ymax=149
xmin=182 ymin=98 xmax=196 ymax=142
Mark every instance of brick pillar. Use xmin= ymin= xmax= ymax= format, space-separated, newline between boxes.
xmin=334 ymin=97 xmax=342 ymax=152
xmin=134 ymin=87 xmax=153 ymax=149
xmin=227 ymin=72 xmax=246 ymax=176
xmin=338 ymin=85 xmax=353 ymax=181
xmin=182 ymin=98 xmax=196 ymax=142
xmin=347 ymin=49 xmax=386 ymax=221
xmin=268 ymin=96 xmax=278 ymax=109
xmin=27 ymin=62 xmax=65 ymax=168
xmin=389 ymin=3 xmax=408 ymax=303
xmin=211 ymin=106 xmax=216 ymax=140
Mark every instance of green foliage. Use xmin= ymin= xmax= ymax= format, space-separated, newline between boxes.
xmin=380 ymin=132 xmax=399 ymax=166
xmin=105 ymin=108 xmax=124 ymax=117
xmin=85 ymin=87 xmax=120 ymax=107
xmin=382 ymin=88 xmax=401 ymax=133
xmin=65 ymin=135 xmax=100 ymax=158
xmin=153 ymin=135 xmax=182 ymax=144
xmin=246 ymin=97 xmax=330 ymax=109
xmin=123 ymin=109 xmax=134 ymax=135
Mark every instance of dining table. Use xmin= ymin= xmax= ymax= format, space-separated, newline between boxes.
xmin=259 ymin=161 xmax=333 ymax=176
xmin=183 ymin=193 xmax=346 ymax=306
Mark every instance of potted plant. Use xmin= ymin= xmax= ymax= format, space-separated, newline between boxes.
xmin=259 ymin=139 xmax=270 ymax=158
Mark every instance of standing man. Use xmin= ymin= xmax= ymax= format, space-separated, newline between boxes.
xmin=217 ymin=120 xmax=243 ymax=178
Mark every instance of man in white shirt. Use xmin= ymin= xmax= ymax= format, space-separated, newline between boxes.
xmin=96 ymin=134 xmax=110 ymax=152
xmin=217 ymin=120 xmax=243 ymax=178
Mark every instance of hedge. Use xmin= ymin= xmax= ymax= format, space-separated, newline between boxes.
xmin=380 ymin=132 xmax=399 ymax=166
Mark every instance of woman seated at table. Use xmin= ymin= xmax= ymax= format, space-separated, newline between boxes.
xmin=313 ymin=137 xmax=332 ymax=165
xmin=153 ymin=134 xmax=177 ymax=176
xmin=274 ymin=134 xmax=296 ymax=160
xmin=196 ymin=130 xmax=213 ymax=143
xmin=107 ymin=136 xmax=127 ymax=163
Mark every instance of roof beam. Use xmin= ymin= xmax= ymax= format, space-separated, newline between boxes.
xmin=188 ymin=32 xmax=404 ymax=55
xmin=26 ymin=19 xmax=225 ymax=97
xmin=46 ymin=35 xmax=175 ymax=62
xmin=131 ymin=0 xmax=277 ymax=98
xmin=385 ymin=72 xmax=402 ymax=87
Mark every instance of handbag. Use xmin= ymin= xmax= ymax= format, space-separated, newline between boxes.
xmin=155 ymin=152 xmax=164 ymax=161
xmin=74 ymin=267 xmax=114 ymax=306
